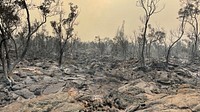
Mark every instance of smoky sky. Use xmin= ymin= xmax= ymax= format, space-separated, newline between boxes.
xmin=31 ymin=0 xmax=181 ymax=41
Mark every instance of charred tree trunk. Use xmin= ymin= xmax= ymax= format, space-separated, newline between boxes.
xmin=166 ymin=17 xmax=185 ymax=67
xmin=141 ymin=18 xmax=149 ymax=67
xmin=193 ymin=33 xmax=199 ymax=61
xmin=0 ymin=0 xmax=48 ymax=85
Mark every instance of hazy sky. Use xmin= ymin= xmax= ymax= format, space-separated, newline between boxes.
xmin=31 ymin=0 xmax=181 ymax=41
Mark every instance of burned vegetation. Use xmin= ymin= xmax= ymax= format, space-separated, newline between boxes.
xmin=1 ymin=0 xmax=200 ymax=112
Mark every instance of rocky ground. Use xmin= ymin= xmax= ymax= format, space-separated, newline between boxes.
xmin=1 ymin=55 xmax=200 ymax=112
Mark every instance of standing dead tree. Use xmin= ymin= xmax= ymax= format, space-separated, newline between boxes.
xmin=147 ymin=24 xmax=166 ymax=58
xmin=180 ymin=0 xmax=200 ymax=62
xmin=51 ymin=2 xmax=78 ymax=66
xmin=113 ymin=21 xmax=129 ymax=59
xmin=136 ymin=0 xmax=164 ymax=68
xmin=95 ymin=36 xmax=106 ymax=56
xmin=165 ymin=10 xmax=187 ymax=67
xmin=0 ymin=0 xmax=54 ymax=86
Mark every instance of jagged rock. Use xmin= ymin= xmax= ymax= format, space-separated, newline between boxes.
xmin=2 ymin=53 xmax=200 ymax=112
xmin=30 ymin=76 xmax=43 ymax=82
xmin=10 ymin=92 xmax=20 ymax=101
xmin=149 ymin=60 xmax=169 ymax=70
xmin=118 ymin=79 xmax=157 ymax=94
xmin=105 ymin=89 xmax=146 ymax=109
xmin=28 ymin=85 xmax=44 ymax=96
xmin=157 ymin=79 xmax=171 ymax=85
xmin=0 ymin=93 xmax=11 ymax=107
xmin=43 ymin=82 xmax=65 ymax=95
xmin=72 ymin=80 xmax=84 ymax=85
xmin=156 ymin=71 xmax=169 ymax=79
xmin=140 ymin=87 xmax=200 ymax=111
xmin=86 ymin=69 xmax=95 ymax=75
xmin=42 ymin=65 xmax=62 ymax=76
xmin=23 ymin=76 xmax=35 ymax=85
xmin=63 ymin=67 xmax=74 ymax=74
xmin=155 ymin=71 xmax=172 ymax=85
xmin=35 ymin=62 xmax=43 ymax=67
xmin=0 ymin=92 xmax=84 ymax=112
xmin=14 ymin=88 xmax=35 ymax=99
xmin=0 ymin=92 xmax=7 ymax=101
xmin=113 ymin=98 xmax=127 ymax=109
xmin=76 ymin=94 xmax=93 ymax=102
xmin=134 ymin=70 xmax=146 ymax=79
xmin=174 ymin=68 xmax=193 ymax=78
xmin=53 ymin=102 xmax=84 ymax=112
xmin=15 ymin=71 xmax=27 ymax=78
xmin=11 ymin=83 xmax=26 ymax=91
xmin=135 ymin=81 xmax=158 ymax=94
xmin=125 ymin=104 xmax=140 ymax=112
xmin=193 ymin=104 xmax=200 ymax=112
xmin=28 ymin=85 xmax=43 ymax=92
xmin=42 ymin=76 xmax=58 ymax=84
xmin=11 ymin=74 xmax=23 ymax=82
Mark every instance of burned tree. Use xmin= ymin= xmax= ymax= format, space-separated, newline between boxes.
xmin=51 ymin=2 xmax=78 ymax=66
xmin=95 ymin=36 xmax=106 ymax=56
xmin=147 ymin=24 xmax=166 ymax=58
xmin=136 ymin=0 xmax=164 ymax=68
xmin=180 ymin=0 xmax=200 ymax=62
xmin=165 ymin=9 xmax=187 ymax=66
xmin=113 ymin=21 xmax=129 ymax=59
xmin=0 ymin=0 xmax=54 ymax=85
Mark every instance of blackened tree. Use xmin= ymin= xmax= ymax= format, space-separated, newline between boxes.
xmin=0 ymin=0 xmax=54 ymax=86
xmin=180 ymin=0 xmax=200 ymax=62
xmin=51 ymin=2 xmax=78 ymax=66
xmin=136 ymin=0 xmax=164 ymax=68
